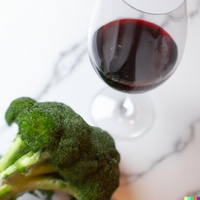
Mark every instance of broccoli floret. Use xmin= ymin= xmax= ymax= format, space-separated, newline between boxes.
xmin=0 ymin=97 xmax=120 ymax=200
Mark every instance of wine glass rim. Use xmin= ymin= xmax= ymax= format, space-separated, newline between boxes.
xmin=121 ymin=0 xmax=186 ymax=15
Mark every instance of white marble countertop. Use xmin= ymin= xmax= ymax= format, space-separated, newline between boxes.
xmin=0 ymin=0 xmax=200 ymax=200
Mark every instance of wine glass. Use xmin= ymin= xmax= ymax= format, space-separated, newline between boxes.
xmin=88 ymin=0 xmax=187 ymax=139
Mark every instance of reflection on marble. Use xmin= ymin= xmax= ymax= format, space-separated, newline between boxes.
xmin=0 ymin=0 xmax=200 ymax=200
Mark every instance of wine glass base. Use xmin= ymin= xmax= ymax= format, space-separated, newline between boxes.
xmin=90 ymin=88 xmax=154 ymax=140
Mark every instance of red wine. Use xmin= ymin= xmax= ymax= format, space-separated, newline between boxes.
xmin=91 ymin=19 xmax=178 ymax=93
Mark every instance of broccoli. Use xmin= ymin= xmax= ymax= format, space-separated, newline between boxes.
xmin=0 ymin=97 xmax=120 ymax=200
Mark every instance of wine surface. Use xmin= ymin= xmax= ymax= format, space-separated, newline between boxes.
xmin=92 ymin=19 xmax=178 ymax=93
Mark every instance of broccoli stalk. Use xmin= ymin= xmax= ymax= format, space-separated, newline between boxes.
xmin=0 ymin=135 xmax=25 ymax=174
xmin=0 ymin=97 xmax=120 ymax=200
xmin=0 ymin=137 xmax=78 ymax=200
xmin=0 ymin=176 xmax=78 ymax=200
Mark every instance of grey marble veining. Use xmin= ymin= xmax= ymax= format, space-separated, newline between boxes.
xmin=120 ymin=118 xmax=195 ymax=185
xmin=35 ymin=39 xmax=87 ymax=101
xmin=189 ymin=0 xmax=200 ymax=17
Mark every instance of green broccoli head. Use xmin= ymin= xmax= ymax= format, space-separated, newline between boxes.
xmin=5 ymin=97 xmax=37 ymax=126
xmin=0 ymin=97 xmax=120 ymax=200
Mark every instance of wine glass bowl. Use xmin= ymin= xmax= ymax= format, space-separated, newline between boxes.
xmin=88 ymin=0 xmax=187 ymax=139
xmin=90 ymin=18 xmax=178 ymax=94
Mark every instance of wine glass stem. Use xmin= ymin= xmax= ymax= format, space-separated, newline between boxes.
xmin=120 ymin=95 xmax=135 ymax=117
